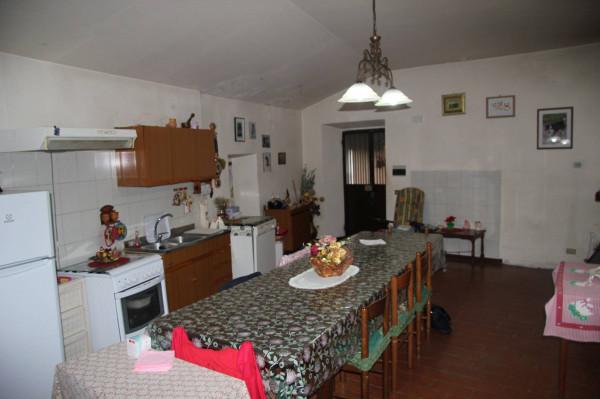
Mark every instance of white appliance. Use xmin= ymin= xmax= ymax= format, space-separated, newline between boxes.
xmin=0 ymin=191 xmax=65 ymax=399
xmin=230 ymin=216 xmax=277 ymax=278
xmin=58 ymin=254 xmax=168 ymax=352
xmin=0 ymin=126 xmax=137 ymax=152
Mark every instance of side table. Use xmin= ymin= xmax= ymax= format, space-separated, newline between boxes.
xmin=439 ymin=228 xmax=486 ymax=264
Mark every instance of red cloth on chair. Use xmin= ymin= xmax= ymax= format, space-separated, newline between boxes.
xmin=171 ymin=326 xmax=266 ymax=399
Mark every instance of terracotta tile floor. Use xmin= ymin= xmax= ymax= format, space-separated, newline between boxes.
xmin=334 ymin=261 xmax=600 ymax=399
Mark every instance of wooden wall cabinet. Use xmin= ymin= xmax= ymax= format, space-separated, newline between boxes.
xmin=116 ymin=125 xmax=216 ymax=187
xmin=161 ymin=234 xmax=232 ymax=312
xmin=265 ymin=204 xmax=314 ymax=253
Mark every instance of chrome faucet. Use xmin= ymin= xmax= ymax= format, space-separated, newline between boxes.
xmin=154 ymin=213 xmax=173 ymax=242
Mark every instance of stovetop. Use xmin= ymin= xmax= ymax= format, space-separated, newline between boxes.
xmin=58 ymin=254 xmax=151 ymax=275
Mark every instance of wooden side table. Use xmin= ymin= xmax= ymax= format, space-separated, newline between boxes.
xmin=439 ymin=228 xmax=486 ymax=264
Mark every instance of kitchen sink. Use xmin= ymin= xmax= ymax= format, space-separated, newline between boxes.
xmin=129 ymin=232 xmax=216 ymax=253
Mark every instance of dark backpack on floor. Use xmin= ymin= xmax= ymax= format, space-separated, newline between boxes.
xmin=431 ymin=304 xmax=452 ymax=335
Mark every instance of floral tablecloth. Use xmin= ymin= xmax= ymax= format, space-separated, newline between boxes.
xmin=544 ymin=261 xmax=600 ymax=342
xmin=149 ymin=231 xmax=443 ymax=398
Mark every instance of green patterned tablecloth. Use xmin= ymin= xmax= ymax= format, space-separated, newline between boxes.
xmin=149 ymin=231 xmax=443 ymax=398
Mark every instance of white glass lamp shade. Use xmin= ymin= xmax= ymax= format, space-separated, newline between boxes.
xmin=375 ymin=87 xmax=413 ymax=107
xmin=338 ymin=82 xmax=380 ymax=103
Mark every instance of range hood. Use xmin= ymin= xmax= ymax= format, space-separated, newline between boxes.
xmin=0 ymin=127 xmax=137 ymax=152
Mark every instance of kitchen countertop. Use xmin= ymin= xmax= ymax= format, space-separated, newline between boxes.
xmin=224 ymin=215 xmax=274 ymax=227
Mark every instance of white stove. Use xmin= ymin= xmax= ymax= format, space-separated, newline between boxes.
xmin=58 ymin=254 xmax=168 ymax=351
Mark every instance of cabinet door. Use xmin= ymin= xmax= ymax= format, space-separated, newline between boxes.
xmin=292 ymin=208 xmax=313 ymax=250
xmin=170 ymin=128 xmax=196 ymax=183
xmin=140 ymin=126 xmax=173 ymax=185
xmin=202 ymin=247 xmax=232 ymax=297
xmin=194 ymin=129 xmax=217 ymax=182
xmin=165 ymin=260 xmax=198 ymax=312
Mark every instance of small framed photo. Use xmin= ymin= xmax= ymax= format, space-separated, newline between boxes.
xmin=263 ymin=152 xmax=272 ymax=172
xmin=537 ymin=107 xmax=573 ymax=149
xmin=442 ymin=93 xmax=465 ymax=116
xmin=262 ymin=134 xmax=271 ymax=148
xmin=278 ymin=152 xmax=286 ymax=165
xmin=234 ymin=117 xmax=245 ymax=142
xmin=249 ymin=121 xmax=256 ymax=139
xmin=486 ymin=95 xmax=515 ymax=118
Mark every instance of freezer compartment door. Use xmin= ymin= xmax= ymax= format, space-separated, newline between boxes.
xmin=0 ymin=257 xmax=64 ymax=399
xmin=0 ymin=191 xmax=55 ymax=265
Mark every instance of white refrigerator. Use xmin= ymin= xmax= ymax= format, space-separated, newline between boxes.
xmin=0 ymin=191 xmax=65 ymax=398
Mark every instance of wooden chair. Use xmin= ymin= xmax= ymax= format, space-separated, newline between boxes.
xmin=414 ymin=242 xmax=433 ymax=359
xmin=336 ymin=287 xmax=391 ymax=399
xmin=390 ymin=264 xmax=415 ymax=391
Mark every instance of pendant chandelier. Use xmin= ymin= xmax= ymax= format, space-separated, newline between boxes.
xmin=338 ymin=0 xmax=412 ymax=107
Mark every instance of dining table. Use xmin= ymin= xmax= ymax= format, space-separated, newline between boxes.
xmin=543 ymin=261 xmax=600 ymax=399
xmin=148 ymin=230 xmax=444 ymax=398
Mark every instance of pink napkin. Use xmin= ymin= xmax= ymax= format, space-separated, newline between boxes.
xmin=133 ymin=350 xmax=174 ymax=372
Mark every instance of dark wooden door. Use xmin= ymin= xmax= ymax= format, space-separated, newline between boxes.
xmin=343 ymin=129 xmax=386 ymax=236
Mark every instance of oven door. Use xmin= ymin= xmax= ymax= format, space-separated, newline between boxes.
xmin=114 ymin=275 xmax=168 ymax=340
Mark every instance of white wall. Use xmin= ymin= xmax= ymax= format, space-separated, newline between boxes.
xmin=0 ymin=52 xmax=302 ymax=266
xmin=301 ymin=44 xmax=600 ymax=268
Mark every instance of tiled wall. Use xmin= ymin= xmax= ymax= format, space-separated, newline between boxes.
xmin=0 ymin=151 xmax=194 ymax=267
xmin=411 ymin=170 xmax=501 ymax=259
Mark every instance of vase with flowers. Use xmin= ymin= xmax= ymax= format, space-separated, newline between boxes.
xmin=308 ymin=235 xmax=353 ymax=277
xmin=445 ymin=216 xmax=456 ymax=229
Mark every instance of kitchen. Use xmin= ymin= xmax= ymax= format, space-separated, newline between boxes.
xmin=1 ymin=0 xmax=600 ymax=397
xmin=0 ymin=52 xmax=305 ymax=398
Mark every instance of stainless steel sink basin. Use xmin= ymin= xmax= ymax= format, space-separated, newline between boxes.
xmin=129 ymin=232 xmax=214 ymax=253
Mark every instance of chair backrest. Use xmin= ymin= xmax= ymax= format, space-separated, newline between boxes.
xmin=391 ymin=263 xmax=414 ymax=328
xmin=415 ymin=242 xmax=433 ymax=302
xmin=393 ymin=187 xmax=425 ymax=226
xmin=359 ymin=286 xmax=390 ymax=359
xmin=218 ymin=272 xmax=262 ymax=292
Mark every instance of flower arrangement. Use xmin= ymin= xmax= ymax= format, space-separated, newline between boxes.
xmin=308 ymin=235 xmax=353 ymax=277
xmin=445 ymin=215 xmax=456 ymax=229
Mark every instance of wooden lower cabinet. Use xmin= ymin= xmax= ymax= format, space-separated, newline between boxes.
xmin=265 ymin=204 xmax=315 ymax=253
xmin=162 ymin=234 xmax=232 ymax=312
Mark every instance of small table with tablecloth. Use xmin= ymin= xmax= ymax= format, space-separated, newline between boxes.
xmin=543 ymin=262 xmax=600 ymax=399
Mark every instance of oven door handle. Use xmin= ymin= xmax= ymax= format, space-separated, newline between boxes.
xmin=114 ymin=275 xmax=163 ymax=299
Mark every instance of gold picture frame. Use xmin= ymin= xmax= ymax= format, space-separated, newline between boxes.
xmin=442 ymin=93 xmax=466 ymax=116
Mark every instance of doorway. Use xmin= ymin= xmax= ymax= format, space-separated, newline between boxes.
xmin=342 ymin=128 xmax=386 ymax=236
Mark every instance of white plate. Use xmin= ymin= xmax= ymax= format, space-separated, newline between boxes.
xmin=289 ymin=265 xmax=359 ymax=290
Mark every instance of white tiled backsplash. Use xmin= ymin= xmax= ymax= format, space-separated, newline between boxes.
xmin=411 ymin=170 xmax=501 ymax=259
xmin=0 ymin=151 xmax=195 ymax=266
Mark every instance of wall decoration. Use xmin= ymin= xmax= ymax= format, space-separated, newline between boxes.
xmin=486 ymin=95 xmax=515 ymax=118
xmin=278 ymin=152 xmax=286 ymax=165
xmin=234 ymin=117 xmax=245 ymax=142
xmin=249 ymin=121 xmax=256 ymax=139
xmin=262 ymin=134 xmax=271 ymax=148
xmin=263 ymin=152 xmax=272 ymax=172
xmin=537 ymin=107 xmax=573 ymax=149
xmin=442 ymin=93 xmax=466 ymax=116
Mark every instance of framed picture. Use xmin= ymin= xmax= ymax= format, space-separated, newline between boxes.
xmin=262 ymin=134 xmax=271 ymax=148
xmin=486 ymin=95 xmax=515 ymax=118
xmin=442 ymin=93 xmax=465 ymax=116
xmin=537 ymin=107 xmax=573 ymax=149
xmin=234 ymin=117 xmax=245 ymax=142
xmin=249 ymin=121 xmax=256 ymax=139
xmin=263 ymin=152 xmax=272 ymax=172
xmin=278 ymin=152 xmax=286 ymax=165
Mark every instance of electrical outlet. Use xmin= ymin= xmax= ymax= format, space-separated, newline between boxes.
xmin=566 ymin=248 xmax=576 ymax=255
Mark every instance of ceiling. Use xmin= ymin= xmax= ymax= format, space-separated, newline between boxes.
xmin=1 ymin=0 xmax=599 ymax=109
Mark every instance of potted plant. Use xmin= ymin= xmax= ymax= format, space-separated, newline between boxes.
xmin=445 ymin=216 xmax=456 ymax=229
